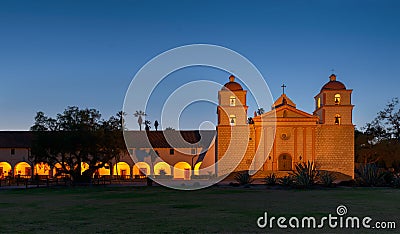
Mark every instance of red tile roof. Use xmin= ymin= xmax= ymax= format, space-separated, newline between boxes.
xmin=124 ymin=130 xmax=216 ymax=148
xmin=0 ymin=131 xmax=33 ymax=148
xmin=0 ymin=130 xmax=216 ymax=149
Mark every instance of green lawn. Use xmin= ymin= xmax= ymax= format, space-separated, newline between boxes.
xmin=0 ymin=186 xmax=399 ymax=233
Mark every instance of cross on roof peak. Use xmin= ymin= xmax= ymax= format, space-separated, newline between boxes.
xmin=281 ymin=83 xmax=287 ymax=95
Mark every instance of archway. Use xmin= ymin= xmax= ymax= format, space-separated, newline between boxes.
xmin=0 ymin=162 xmax=12 ymax=178
xmin=14 ymin=162 xmax=31 ymax=178
xmin=81 ymin=162 xmax=89 ymax=175
xmin=154 ymin=162 xmax=172 ymax=175
xmin=113 ymin=162 xmax=130 ymax=179
xmin=95 ymin=163 xmax=111 ymax=177
xmin=278 ymin=154 xmax=292 ymax=171
xmin=53 ymin=163 xmax=70 ymax=178
xmin=173 ymin=162 xmax=191 ymax=180
xmin=133 ymin=162 xmax=150 ymax=178
xmin=194 ymin=162 xmax=202 ymax=176
xmin=34 ymin=162 xmax=51 ymax=177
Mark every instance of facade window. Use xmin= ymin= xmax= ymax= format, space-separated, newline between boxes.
xmin=317 ymin=97 xmax=321 ymax=108
xmin=11 ymin=148 xmax=15 ymax=155
xmin=169 ymin=148 xmax=175 ymax=155
xmin=230 ymin=96 xmax=236 ymax=106
xmin=334 ymin=94 xmax=341 ymax=105
xmin=229 ymin=115 xmax=236 ymax=126
xmin=334 ymin=114 xmax=341 ymax=125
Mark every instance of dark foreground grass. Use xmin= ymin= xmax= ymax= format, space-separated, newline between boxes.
xmin=0 ymin=186 xmax=399 ymax=233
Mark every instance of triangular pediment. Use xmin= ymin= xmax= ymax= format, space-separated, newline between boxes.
xmin=272 ymin=94 xmax=296 ymax=109
xmin=259 ymin=105 xmax=315 ymax=119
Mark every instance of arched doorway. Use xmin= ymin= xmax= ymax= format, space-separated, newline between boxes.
xmin=113 ymin=162 xmax=130 ymax=179
xmin=34 ymin=162 xmax=51 ymax=177
xmin=194 ymin=162 xmax=202 ymax=176
xmin=14 ymin=162 xmax=31 ymax=178
xmin=133 ymin=162 xmax=150 ymax=178
xmin=95 ymin=163 xmax=110 ymax=177
xmin=0 ymin=162 xmax=12 ymax=179
xmin=154 ymin=162 xmax=172 ymax=176
xmin=278 ymin=154 xmax=292 ymax=171
xmin=53 ymin=163 xmax=70 ymax=178
xmin=173 ymin=162 xmax=191 ymax=180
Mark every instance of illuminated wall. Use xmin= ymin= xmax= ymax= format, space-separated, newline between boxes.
xmin=113 ymin=162 xmax=130 ymax=176
xmin=34 ymin=162 xmax=50 ymax=176
xmin=154 ymin=161 xmax=172 ymax=175
xmin=0 ymin=162 xmax=12 ymax=178
xmin=173 ymin=162 xmax=191 ymax=180
xmin=133 ymin=162 xmax=150 ymax=177
xmin=96 ymin=163 xmax=110 ymax=176
xmin=14 ymin=162 xmax=31 ymax=177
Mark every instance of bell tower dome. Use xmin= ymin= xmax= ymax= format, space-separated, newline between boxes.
xmin=314 ymin=74 xmax=354 ymax=125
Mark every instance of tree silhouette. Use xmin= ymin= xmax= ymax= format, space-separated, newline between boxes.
xmin=144 ymin=120 xmax=151 ymax=131
xmin=248 ymin=117 xmax=254 ymax=124
xmin=30 ymin=107 xmax=125 ymax=184
xmin=134 ymin=110 xmax=146 ymax=131
xmin=359 ymin=97 xmax=400 ymax=167
xmin=257 ymin=108 xmax=265 ymax=115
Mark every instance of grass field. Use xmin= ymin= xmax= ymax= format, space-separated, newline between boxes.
xmin=0 ymin=185 xmax=399 ymax=233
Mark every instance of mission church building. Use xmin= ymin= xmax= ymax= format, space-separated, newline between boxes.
xmin=0 ymin=74 xmax=355 ymax=180
xmin=217 ymin=74 xmax=354 ymax=178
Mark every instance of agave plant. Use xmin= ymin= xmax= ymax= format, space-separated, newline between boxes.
xmin=319 ymin=171 xmax=336 ymax=187
xmin=264 ymin=173 xmax=277 ymax=186
xmin=234 ymin=171 xmax=254 ymax=186
xmin=291 ymin=161 xmax=319 ymax=188
xmin=356 ymin=163 xmax=386 ymax=187
xmin=278 ymin=175 xmax=294 ymax=187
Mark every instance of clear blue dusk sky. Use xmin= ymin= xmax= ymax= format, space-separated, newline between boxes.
xmin=0 ymin=0 xmax=399 ymax=130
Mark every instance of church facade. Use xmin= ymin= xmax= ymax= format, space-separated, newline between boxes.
xmin=217 ymin=74 xmax=354 ymax=178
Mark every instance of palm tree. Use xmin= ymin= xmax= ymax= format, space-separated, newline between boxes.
xmin=144 ymin=120 xmax=151 ymax=131
xmin=257 ymin=108 xmax=265 ymax=115
xmin=134 ymin=110 xmax=146 ymax=131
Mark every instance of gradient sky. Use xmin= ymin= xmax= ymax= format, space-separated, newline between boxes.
xmin=1 ymin=0 xmax=399 ymax=130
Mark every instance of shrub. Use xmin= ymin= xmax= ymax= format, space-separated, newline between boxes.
xmin=159 ymin=169 xmax=167 ymax=176
xmin=279 ymin=175 xmax=294 ymax=187
xmin=319 ymin=171 xmax=336 ymax=187
xmin=264 ymin=173 xmax=277 ymax=186
xmin=356 ymin=163 xmax=386 ymax=186
xmin=391 ymin=174 xmax=400 ymax=188
xmin=337 ymin=179 xmax=357 ymax=187
xmin=291 ymin=161 xmax=319 ymax=188
xmin=234 ymin=171 xmax=254 ymax=186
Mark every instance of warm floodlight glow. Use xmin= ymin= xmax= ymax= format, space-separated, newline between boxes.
xmin=14 ymin=162 xmax=31 ymax=177
xmin=133 ymin=162 xmax=150 ymax=178
xmin=113 ymin=162 xmax=130 ymax=177
xmin=173 ymin=162 xmax=191 ymax=180
xmin=154 ymin=161 xmax=172 ymax=175
xmin=0 ymin=162 xmax=12 ymax=178
xmin=34 ymin=162 xmax=50 ymax=176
